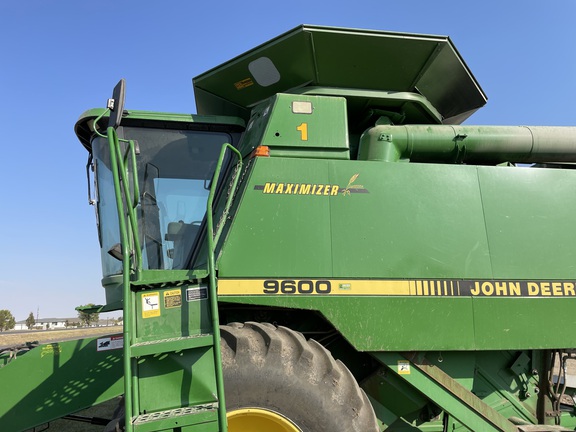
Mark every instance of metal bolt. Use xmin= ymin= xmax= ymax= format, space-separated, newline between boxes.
xmin=378 ymin=133 xmax=392 ymax=142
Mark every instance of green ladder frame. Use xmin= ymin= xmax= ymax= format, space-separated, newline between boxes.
xmin=106 ymin=125 xmax=241 ymax=432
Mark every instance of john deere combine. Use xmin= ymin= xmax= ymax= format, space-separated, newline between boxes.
xmin=2 ymin=25 xmax=576 ymax=432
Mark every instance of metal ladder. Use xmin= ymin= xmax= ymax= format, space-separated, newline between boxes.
xmin=106 ymin=125 xmax=241 ymax=432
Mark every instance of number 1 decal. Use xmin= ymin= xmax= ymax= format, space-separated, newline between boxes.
xmin=297 ymin=123 xmax=308 ymax=141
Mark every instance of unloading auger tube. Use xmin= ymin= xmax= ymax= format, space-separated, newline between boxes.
xmin=359 ymin=124 xmax=576 ymax=164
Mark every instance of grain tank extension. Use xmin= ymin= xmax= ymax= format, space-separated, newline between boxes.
xmin=3 ymin=25 xmax=576 ymax=432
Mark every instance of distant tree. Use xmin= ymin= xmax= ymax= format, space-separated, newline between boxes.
xmin=25 ymin=312 xmax=35 ymax=329
xmin=0 ymin=310 xmax=16 ymax=332
xmin=65 ymin=319 xmax=70 ymax=328
xmin=77 ymin=304 xmax=100 ymax=327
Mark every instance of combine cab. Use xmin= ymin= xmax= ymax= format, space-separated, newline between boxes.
xmin=2 ymin=25 xmax=576 ymax=432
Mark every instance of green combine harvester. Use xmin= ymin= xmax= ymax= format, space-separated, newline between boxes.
xmin=3 ymin=25 xmax=576 ymax=432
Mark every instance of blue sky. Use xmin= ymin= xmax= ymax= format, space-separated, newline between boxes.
xmin=0 ymin=1 xmax=575 ymax=322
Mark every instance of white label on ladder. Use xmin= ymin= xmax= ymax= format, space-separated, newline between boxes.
xmin=142 ymin=292 xmax=161 ymax=318
xmin=97 ymin=335 xmax=123 ymax=351
xmin=186 ymin=286 xmax=208 ymax=301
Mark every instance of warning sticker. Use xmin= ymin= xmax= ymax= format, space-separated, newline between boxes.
xmin=142 ymin=292 xmax=160 ymax=318
xmin=234 ymin=77 xmax=254 ymax=90
xmin=41 ymin=344 xmax=62 ymax=358
xmin=97 ymin=335 xmax=123 ymax=352
xmin=164 ymin=289 xmax=182 ymax=309
xmin=398 ymin=360 xmax=411 ymax=375
xmin=187 ymin=286 xmax=208 ymax=302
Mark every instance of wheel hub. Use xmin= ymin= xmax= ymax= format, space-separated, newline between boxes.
xmin=227 ymin=408 xmax=301 ymax=432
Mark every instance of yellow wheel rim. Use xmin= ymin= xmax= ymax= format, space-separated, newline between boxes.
xmin=227 ymin=408 xmax=301 ymax=432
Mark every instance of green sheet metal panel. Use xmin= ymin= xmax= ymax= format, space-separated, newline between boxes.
xmin=134 ymin=285 xmax=213 ymax=343
xmin=136 ymin=346 xmax=217 ymax=412
xmin=328 ymin=161 xmax=493 ymax=278
xmin=218 ymin=295 xmax=476 ymax=351
xmin=0 ymin=336 xmax=123 ymax=431
xmin=193 ymin=29 xmax=316 ymax=120
xmin=308 ymin=27 xmax=484 ymax=123
xmin=472 ymin=297 xmax=576 ymax=349
xmin=261 ymin=94 xmax=349 ymax=154
xmin=238 ymin=93 xmax=350 ymax=160
xmin=219 ymin=287 xmax=576 ymax=350
xmin=218 ymin=156 xmax=576 ymax=351
xmin=478 ymin=165 xmax=576 ymax=279
xmin=219 ymin=158 xmax=492 ymax=279
xmin=471 ymin=165 xmax=576 ymax=348
xmin=218 ymin=157 xmax=333 ymax=277
xmin=193 ymin=25 xmax=486 ymax=123
xmin=131 ymin=285 xmax=219 ymax=412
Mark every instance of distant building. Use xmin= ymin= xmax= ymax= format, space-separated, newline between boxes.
xmin=13 ymin=318 xmax=76 ymax=331
xmin=13 ymin=317 xmax=121 ymax=331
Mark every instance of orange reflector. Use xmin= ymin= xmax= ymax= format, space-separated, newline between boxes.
xmin=252 ymin=145 xmax=270 ymax=157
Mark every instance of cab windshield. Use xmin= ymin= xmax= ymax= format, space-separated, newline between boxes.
xmin=92 ymin=127 xmax=231 ymax=277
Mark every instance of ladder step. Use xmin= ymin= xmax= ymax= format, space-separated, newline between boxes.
xmin=132 ymin=403 xmax=219 ymax=432
xmin=130 ymin=334 xmax=214 ymax=358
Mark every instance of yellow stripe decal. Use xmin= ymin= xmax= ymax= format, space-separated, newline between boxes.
xmin=217 ymin=279 xmax=576 ymax=297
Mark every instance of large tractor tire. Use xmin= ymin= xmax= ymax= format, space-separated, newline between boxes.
xmin=221 ymin=322 xmax=379 ymax=432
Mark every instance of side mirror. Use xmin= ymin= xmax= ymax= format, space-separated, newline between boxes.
xmin=107 ymin=79 xmax=126 ymax=129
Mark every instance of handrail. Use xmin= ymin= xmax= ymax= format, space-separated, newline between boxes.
xmin=107 ymin=125 xmax=146 ymax=431
xmin=206 ymin=142 xmax=242 ymax=432
xmin=107 ymin=126 xmax=136 ymax=431
xmin=213 ymin=154 xmax=243 ymax=246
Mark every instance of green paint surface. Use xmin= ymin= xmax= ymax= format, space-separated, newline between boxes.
xmin=219 ymin=158 xmax=576 ymax=351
